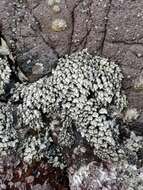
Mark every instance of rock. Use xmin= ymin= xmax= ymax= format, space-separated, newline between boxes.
xmin=69 ymin=161 xmax=143 ymax=190
xmin=0 ymin=0 xmax=58 ymax=81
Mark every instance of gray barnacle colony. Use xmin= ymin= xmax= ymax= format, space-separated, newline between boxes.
xmin=69 ymin=160 xmax=143 ymax=190
xmin=0 ymin=57 xmax=11 ymax=96
xmin=0 ymin=102 xmax=18 ymax=156
xmin=1 ymin=49 xmax=143 ymax=170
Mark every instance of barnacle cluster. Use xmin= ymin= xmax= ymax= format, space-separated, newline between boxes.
xmin=69 ymin=160 xmax=143 ymax=190
xmin=0 ymin=57 xmax=11 ymax=96
xmin=0 ymin=102 xmax=18 ymax=156
xmin=0 ymin=50 xmax=127 ymax=164
xmin=1 ymin=49 xmax=143 ymax=173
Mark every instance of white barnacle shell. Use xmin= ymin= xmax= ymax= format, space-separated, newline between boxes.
xmin=52 ymin=5 xmax=61 ymax=13
xmin=48 ymin=0 xmax=55 ymax=6
xmin=52 ymin=19 xmax=67 ymax=32
xmin=0 ymin=38 xmax=10 ymax=56
xmin=99 ymin=108 xmax=107 ymax=115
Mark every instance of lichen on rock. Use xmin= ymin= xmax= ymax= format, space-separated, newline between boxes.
xmin=0 ymin=102 xmax=18 ymax=156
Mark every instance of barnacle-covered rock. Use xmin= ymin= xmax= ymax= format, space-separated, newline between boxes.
xmin=69 ymin=161 xmax=118 ymax=190
xmin=69 ymin=160 xmax=143 ymax=190
xmin=2 ymin=49 xmax=143 ymax=173
xmin=0 ymin=102 xmax=18 ymax=155
xmin=0 ymin=57 xmax=11 ymax=96
xmin=8 ymin=49 xmax=128 ymax=166
xmin=119 ymin=163 xmax=143 ymax=189
xmin=0 ymin=37 xmax=14 ymax=98
xmin=123 ymin=131 xmax=143 ymax=165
